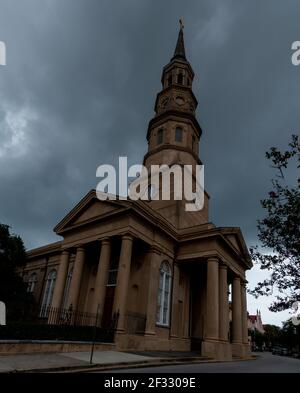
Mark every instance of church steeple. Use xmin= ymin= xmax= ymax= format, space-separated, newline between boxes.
xmin=142 ymin=23 xmax=208 ymax=229
xmin=143 ymin=22 xmax=202 ymax=169
xmin=172 ymin=20 xmax=186 ymax=61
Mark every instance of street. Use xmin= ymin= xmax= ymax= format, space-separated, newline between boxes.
xmin=104 ymin=352 xmax=300 ymax=373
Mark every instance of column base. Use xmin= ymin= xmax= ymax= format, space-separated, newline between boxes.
xmin=144 ymin=331 xmax=156 ymax=336
xmin=201 ymin=340 xmax=232 ymax=360
xmin=231 ymin=342 xmax=251 ymax=358
xmin=115 ymin=328 xmax=126 ymax=334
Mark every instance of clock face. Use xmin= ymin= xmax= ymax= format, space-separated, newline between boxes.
xmin=175 ymin=96 xmax=185 ymax=106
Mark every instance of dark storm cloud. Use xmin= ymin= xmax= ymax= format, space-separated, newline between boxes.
xmin=0 ymin=0 xmax=299 ymax=254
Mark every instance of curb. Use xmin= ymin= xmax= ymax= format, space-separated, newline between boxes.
xmin=6 ymin=355 xmax=257 ymax=373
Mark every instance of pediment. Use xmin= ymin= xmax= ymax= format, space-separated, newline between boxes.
xmin=220 ymin=228 xmax=252 ymax=268
xmin=54 ymin=190 xmax=128 ymax=234
xmin=71 ymin=200 xmax=120 ymax=225
xmin=225 ymin=234 xmax=240 ymax=252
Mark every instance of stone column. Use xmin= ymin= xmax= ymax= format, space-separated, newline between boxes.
xmin=219 ymin=264 xmax=229 ymax=341
xmin=241 ymin=281 xmax=249 ymax=344
xmin=51 ymin=250 xmax=70 ymax=309
xmin=170 ymin=262 xmax=180 ymax=338
xmin=206 ymin=257 xmax=219 ymax=340
xmin=232 ymin=276 xmax=242 ymax=343
xmin=91 ymin=238 xmax=111 ymax=316
xmin=68 ymin=246 xmax=85 ymax=310
xmin=145 ymin=248 xmax=161 ymax=336
xmin=113 ymin=235 xmax=133 ymax=332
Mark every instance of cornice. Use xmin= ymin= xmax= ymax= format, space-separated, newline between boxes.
xmin=146 ymin=110 xmax=202 ymax=140
xmin=143 ymin=144 xmax=202 ymax=165
xmin=26 ymin=240 xmax=62 ymax=259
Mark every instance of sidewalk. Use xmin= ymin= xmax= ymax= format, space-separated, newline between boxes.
xmin=0 ymin=351 xmax=212 ymax=373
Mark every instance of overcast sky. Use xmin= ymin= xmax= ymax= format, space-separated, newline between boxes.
xmin=0 ymin=0 xmax=299 ymax=326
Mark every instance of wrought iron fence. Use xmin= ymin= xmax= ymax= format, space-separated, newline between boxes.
xmin=0 ymin=306 xmax=119 ymax=343
xmin=43 ymin=306 xmax=98 ymax=327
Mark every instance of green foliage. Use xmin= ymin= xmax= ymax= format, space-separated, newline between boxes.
xmin=279 ymin=319 xmax=300 ymax=350
xmin=263 ymin=324 xmax=281 ymax=346
xmin=251 ymin=329 xmax=264 ymax=347
xmin=0 ymin=223 xmax=34 ymax=320
xmin=249 ymin=135 xmax=300 ymax=311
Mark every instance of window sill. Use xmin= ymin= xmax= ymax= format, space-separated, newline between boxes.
xmin=155 ymin=323 xmax=170 ymax=329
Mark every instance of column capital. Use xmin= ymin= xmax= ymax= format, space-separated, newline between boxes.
xmin=207 ymin=257 xmax=219 ymax=264
xmin=100 ymin=237 xmax=111 ymax=245
xmin=61 ymin=249 xmax=70 ymax=255
xmin=121 ymin=234 xmax=134 ymax=242
xmin=219 ymin=263 xmax=227 ymax=271
xmin=147 ymin=245 xmax=162 ymax=255
xmin=75 ymin=245 xmax=85 ymax=252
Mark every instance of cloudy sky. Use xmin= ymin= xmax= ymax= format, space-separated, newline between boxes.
xmin=0 ymin=0 xmax=299 ymax=326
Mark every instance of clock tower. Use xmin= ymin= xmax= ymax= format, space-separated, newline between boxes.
xmin=143 ymin=23 xmax=202 ymax=170
xmin=142 ymin=23 xmax=209 ymax=229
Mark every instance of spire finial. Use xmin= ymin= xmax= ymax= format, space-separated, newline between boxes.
xmin=172 ymin=20 xmax=186 ymax=61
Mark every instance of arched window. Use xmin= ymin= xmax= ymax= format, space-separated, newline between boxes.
xmin=167 ymin=75 xmax=172 ymax=86
xmin=156 ymin=262 xmax=172 ymax=326
xmin=175 ymin=127 xmax=183 ymax=142
xmin=40 ymin=269 xmax=57 ymax=317
xmin=177 ymin=73 xmax=183 ymax=85
xmin=62 ymin=268 xmax=73 ymax=309
xmin=27 ymin=272 xmax=37 ymax=293
xmin=157 ymin=129 xmax=163 ymax=145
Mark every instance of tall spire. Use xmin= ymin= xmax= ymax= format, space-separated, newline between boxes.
xmin=172 ymin=19 xmax=186 ymax=61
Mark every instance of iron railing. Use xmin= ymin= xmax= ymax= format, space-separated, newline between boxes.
xmin=0 ymin=306 xmax=119 ymax=343
xmin=42 ymin=306 xmax=98 ymax=327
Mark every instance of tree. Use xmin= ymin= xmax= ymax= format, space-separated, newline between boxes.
xmin=0 ymin=223 xmax=33 ymax=320
xmin=279 ymin=319 xmax=300 ymax=354
xmin=263 ymin=324 xmax=281 ymax=348
xmin=250 ymin=329 xmax=264 ymax=350
xmin=249 ymin=134 xmax=300 ymax=312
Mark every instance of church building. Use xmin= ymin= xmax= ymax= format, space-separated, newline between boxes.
xmin=23 ymin=25 xmax=252 ymax=360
